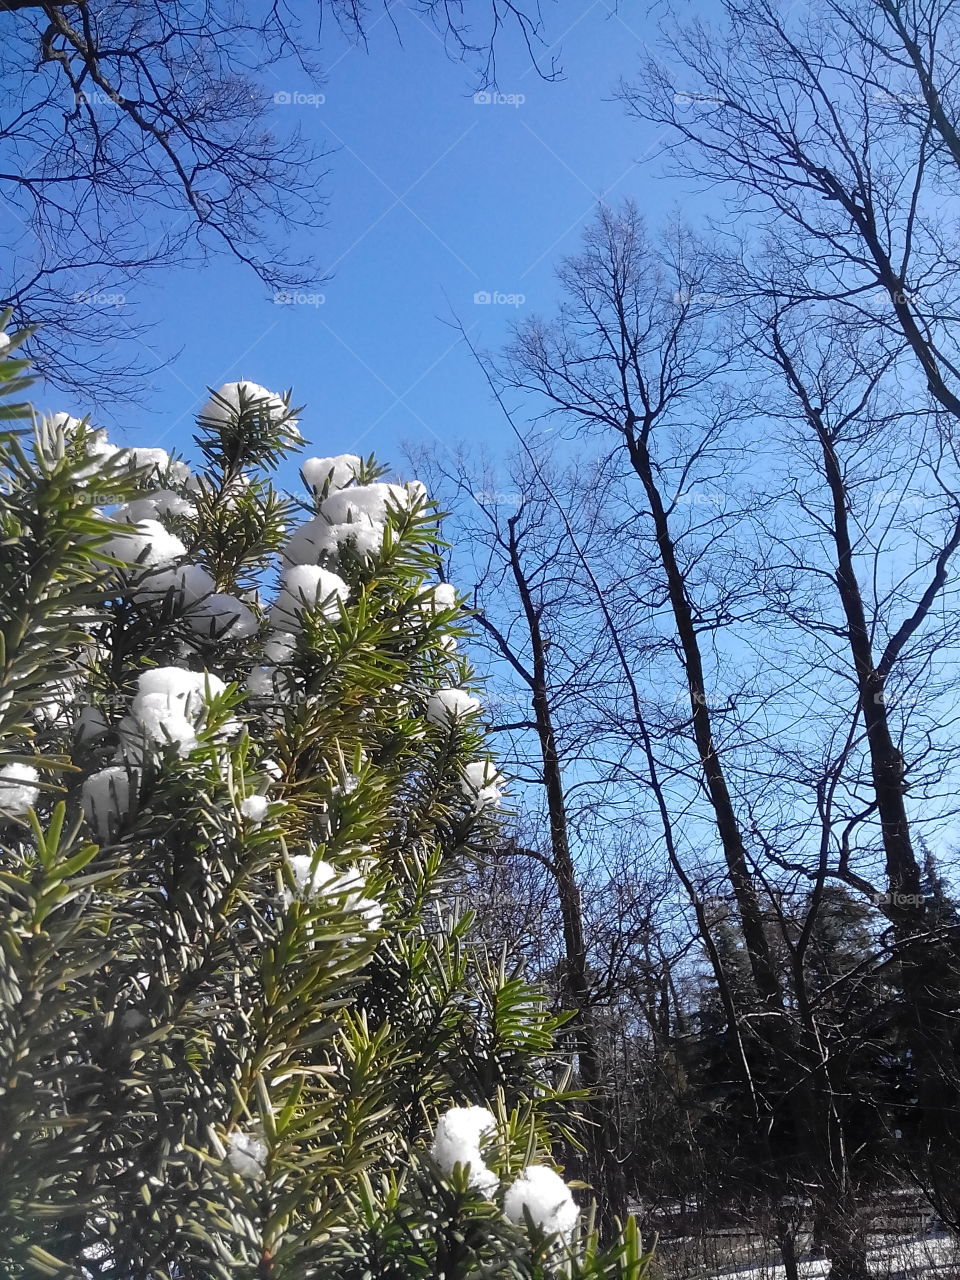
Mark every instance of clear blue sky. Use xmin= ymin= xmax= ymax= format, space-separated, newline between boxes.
xmin=39 ymin=0 xmax=697 ymax=480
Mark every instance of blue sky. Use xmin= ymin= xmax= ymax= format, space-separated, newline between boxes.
xmin=41 ymin=0 xmax=692 ymax=482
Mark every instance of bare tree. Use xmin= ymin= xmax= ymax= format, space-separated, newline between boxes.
xmin=503 ymin=203 xmax=889 ymax=1280
xmin=412 ymin=437 xmax=641 ymax=1230
xmin=623 ymin=0 xmax=960 ymax=1218
xmin=0 ymin=0 xmax=556 ymax=398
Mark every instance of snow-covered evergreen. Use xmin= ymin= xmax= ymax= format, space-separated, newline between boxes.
xmin=0 ymin=334 xmax=646 ymax=1278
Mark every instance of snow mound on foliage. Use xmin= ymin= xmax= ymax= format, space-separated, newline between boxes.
xmin=503 ymin=1165 xmax=578 ymax=1238
xmin=302 ymin=454 xmax=361 ymax=492
xmin=269 ymin=564 xmax=349 ymax=629
xmin=0 ymin=763 xmax=39 ymax=817
xmin=185 ymin=593 xmax=258 ymax=640
xmin=135 ymin=563 xmax=215 ymax=606
xmin=116 ymin=490 xmax=197 ymax=523
xmin=82 ymin=765 xmax=138 ymax=839
xmin=285 ymin=855 xmax=382 ymax=928
xmin=240 ymin=795 xmax=269 ymax=824
xmin=430 ymin=1106 xmax=499 ymax=1197
xmin=225 ymin=1130 xmax=268 ymax=1180
xmin=320 ymin=482 xmax=413 ymax=528
xmin=426 ymin=688 xmax=480 ymax=726
xmin=115 ymin=668 xmax=229 ymax=760
xmin=201 ymin=381 xmax=294 ymax=434
xmin=461 ymin=761 xmax=505 ymax=809
xmin=101 ymin=520 xmax=185 ymax=570
xmin=284 ymin=513 xmax=385 ymax=564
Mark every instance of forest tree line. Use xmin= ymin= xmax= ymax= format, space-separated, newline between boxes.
xmin=421 ymin=1 xmax=960 ymax=1273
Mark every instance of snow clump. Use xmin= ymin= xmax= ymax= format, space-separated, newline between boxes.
xmin=430 ymin=1106 xmax=499 ymax=1197
xmin=0 ymin=763 xmax=39 ymax=817
xmin=225 ymin=1130 xmax=268 ymax=1180
xmin=285 ymin=855 xmax=382 ymax=929
xmin=101 ymin=520 xmax=185 ymax=570
xmin=426 ymin=688 xmax=481 ymax=726
xmin=460 ymin=761 xmax=505 ymax=809
xmin=503 ymin=1165 xmax=579 ymax=1239
xmin=115 ymin=667 xmax=228 ymax=761
xmin=301 ymin=455 xmax=361 ymax=492
xmin=200 ymin=381 xmax=295 ymax=435
xmin=81 ymin=766 xmax=138 ymax=839
xmin=269 ymin=565 xmax=349 ymax=630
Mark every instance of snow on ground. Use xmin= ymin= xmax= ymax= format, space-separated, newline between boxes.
xmin=706 ymin=1235 xmax=957 ymax=1280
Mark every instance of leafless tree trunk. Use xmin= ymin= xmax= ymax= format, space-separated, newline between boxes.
xmin=503 ymin=203 xmax=872 ymax=1279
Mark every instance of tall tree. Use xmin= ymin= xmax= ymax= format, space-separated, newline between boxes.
xmin=411 ymin=441 xmax=641 ymax=1231
xmin=503 ymin=203 xmax=883 ymax=1280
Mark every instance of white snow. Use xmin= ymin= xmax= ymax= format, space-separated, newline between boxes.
xmin=269 ymin=564 xmax=349 ymax=630
xmin=247 ymin=666 xmax=279 ymax=698
xmin=116 ymin=668 xmax=228 ymax=759
xmin=45 ymin=411 xmax=84 ymax=434
xmin=101 ymin=520 xmax=186 ymax=570
xmin=73 ymin=705 xmax=110 ymax=744
xmin=302 ymin=454 xmax=361 ymax=492
xmin=503 ymin=1165 xmax=578 ymax=1239
xmin=82 ymin=766 xmax=137 ymax=839
xmin=424 ymin=582 xmax=457 ymax=611
xmin=426 ymin=688 xmax=481 ymax=726
xmin=134 ymin=563 xmax=216 ymax=607
xmin=240 ymin=795 xmax=269 ymax=824
xmin=185 ymin=593 xmax=258 ymax=640
xmin=116 ymin=490 xmax=197 ymax=523
xmin=33 ymin=677 xmax=79 ymax=725
xmin=264 ymin=632 xmax=297 ymax=663
xmin=225 ymin=1130 xmax=268 ymax=1180
xmin=117 ymin=706 xmax=196 ymax=759
xmin=703 ymin=1234 xmax=958 ymax=1280
xmin=122 ymin=447 xmax=172 ymax=480
xmin=136 ymin=667 xmax=227 ymax=713
xmin=284 ymin=513 xmax=385 ymax=564
xmin=66 ymin=424 xmax=120 ymax=480
xmin=430 ymin=1106 xmax=499 ymax=1197
xmin=200 ymin=381 xmax=294 ymax=433
xmin=285 ymin=855 xmax=383 ymax=928
xmin=461 ymin=761 xmax=505 ymax=809
xmin=287 ymin=854 xmax=338 ymax=901
xmin=283 ymin=515 xmax=339 ymax=564
xmin=0 ymin=763 xmax=39 ymax=816
xmin=320 ymin=482 xmax=412 ymax=528
xmin=168 ymin=459 xmax=194 ymax=487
